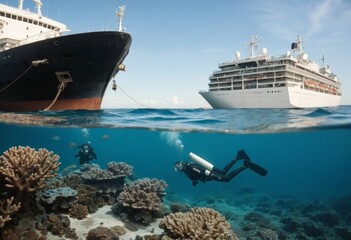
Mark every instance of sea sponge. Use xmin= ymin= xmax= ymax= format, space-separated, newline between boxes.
xmin=159 ymin=207 xmax=238 ymax=240
xmin=0 ymin=146 xmax=60 ymax=193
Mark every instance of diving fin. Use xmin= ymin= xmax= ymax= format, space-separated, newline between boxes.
xmin=244 ymin=161 xmax=268 ymax=177
xmin=236 ymin=150 xmax=251 ymax=161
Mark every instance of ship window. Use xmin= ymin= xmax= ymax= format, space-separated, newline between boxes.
xmin=18 ymin=16 xmax=22 ymax=21
xmin=28 ymin=19 xmax=33 ymax=23
xmin=33 ymin=20 xmax=38 ymax=25
xmin=23 ymin=17 xmax=28 ymax=22
xmin=12 ymin=15 xmax=16 ymax=20
xmin=6 ymin=13 xmax=11 ymax=18
xmin=43 ymin=23 xmax=47 ymax=28
xmin=0 ymin=12 xmax=4 ymax=17
xmin=39 ymin=22 xmax=43 ymax=26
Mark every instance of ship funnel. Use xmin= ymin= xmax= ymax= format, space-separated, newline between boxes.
xmin=291 ymin=42 xmax=298 ymax=50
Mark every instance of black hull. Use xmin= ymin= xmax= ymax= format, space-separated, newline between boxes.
xmin=0 ymin=31 xmax=132 ymax=111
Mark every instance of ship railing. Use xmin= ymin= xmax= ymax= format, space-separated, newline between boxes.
xmin=19 ymin=28 xmax=62 ymax=45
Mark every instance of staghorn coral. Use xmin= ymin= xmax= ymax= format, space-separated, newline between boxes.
xmin=159 ymin=207 xmax=238 ymax=240
xmin=0 ymin=146 xmax=60 ymax=199
xmin=69 ymin=203 xmax=88 ymax=219
xmin=107 ymin=161 xmax=133 ymax=177
xmin=0 ymin=196 xmax=21 ymax=228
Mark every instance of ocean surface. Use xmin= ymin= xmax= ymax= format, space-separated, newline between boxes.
xmin=1 ymin=106 xmax=351 ymax=239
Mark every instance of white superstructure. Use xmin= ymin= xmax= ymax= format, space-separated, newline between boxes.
xmin=0 ymin=0 xmax=69 ymax=51
xmin=199 ymin=36 xmax=341 ymax=109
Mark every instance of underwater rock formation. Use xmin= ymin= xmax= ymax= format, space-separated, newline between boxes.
xmin=159 ymin=207 xmax=238 ymax=240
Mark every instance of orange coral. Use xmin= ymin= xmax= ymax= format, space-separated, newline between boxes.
xmin=0 ymin=146 xmax=60 ymax=193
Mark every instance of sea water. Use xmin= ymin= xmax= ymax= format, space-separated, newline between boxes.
xmin=0 ymin=106 xmax=350 ymax=239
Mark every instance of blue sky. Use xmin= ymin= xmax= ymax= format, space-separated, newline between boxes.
xmin=4 ymin=0 xmax=351 ymax=108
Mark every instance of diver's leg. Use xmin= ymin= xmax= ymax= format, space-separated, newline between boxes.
xmin=211 ymin=166 xmax=246 ymax=182
xmin=225 ymin=166 xmax=247 ymax=181
xmin=218 ymin=150 xmax=251 ymax=174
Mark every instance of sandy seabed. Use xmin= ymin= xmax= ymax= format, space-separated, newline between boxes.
xmin=47 ymin=205 xmax=163 ymax=240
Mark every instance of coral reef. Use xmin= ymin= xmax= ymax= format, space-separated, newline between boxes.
xmin=81 ymin=168 xmax=115 ymax=181
xmin=0 ymin=197 xmax=21 ymax=228
xmin=107 ymin=161 xmax=133 ymax=177
xmin=159 ymin=207 xmax=238 ymax=240
xmin=0 ymin=146 xmax=60 ymax=194
xmin=39 ymin=187 xmax=78 ymax=211
xmin=86 ymin=226 xmax=119 ymax=240
xmin=69 ymin=203 xmax=88 ymax=219
xmin=113 ymin=178 xmax=167 ymax=225
xmin=81 ymin=161 xmax=133 ymax=182
xmin=44 ymin=213 xmax=78 ymax=239
xmin=117 ymin=178 xmax=167 ymax=211
xmin=76 ymin=184 xmax=99 ymax=213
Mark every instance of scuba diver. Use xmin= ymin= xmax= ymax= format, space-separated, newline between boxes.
xmin=74 ymin=142 xmax=97 ymax=165
xmin=174 ymin=150 xmax=267 ymax=186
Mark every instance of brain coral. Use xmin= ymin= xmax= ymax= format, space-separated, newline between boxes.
xmin=159 ymin=207 xmax=238 ymax=240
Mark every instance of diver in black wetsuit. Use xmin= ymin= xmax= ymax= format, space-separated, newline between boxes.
xmin=74 ymin=142 xmax=97 ymax=165
xmin=174 ymin=150 xmax=267 ymax=186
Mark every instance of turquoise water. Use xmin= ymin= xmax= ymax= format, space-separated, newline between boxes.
xmin=1 ymin=107 xmax=350 ymax=198
xmin=1 ymin=106 xmax=351 ymax=239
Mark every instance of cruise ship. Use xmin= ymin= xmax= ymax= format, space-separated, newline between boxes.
xmin=199 ymin=36 xmax=341 ymax=109
xmin=0 ymin=0 xmax=131 ymax=111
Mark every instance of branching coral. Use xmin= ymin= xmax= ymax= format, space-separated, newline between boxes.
xmin=69 ymin=203 xmax=88 ymax=219
xmin=0 ymin=146 xmax=60 ymax=193
xmin=107 ymin=161 xmax=133 ymax=177
xmin=81 ymin=168 xmax=114 ymax=181
xmin=159 ymin=207 xmax=238 ymax=240
xmin=117 ymin=178 xmax=167 ymax=211
xmin=0 ymin=197 xmax=21 ymax=228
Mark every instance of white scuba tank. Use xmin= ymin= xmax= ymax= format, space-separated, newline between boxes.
xmin=189 ymin=152 xmax=214 ymax=171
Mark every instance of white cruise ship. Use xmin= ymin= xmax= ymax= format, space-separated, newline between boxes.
xmin=199 ymin=36 xmax=341 ymax=109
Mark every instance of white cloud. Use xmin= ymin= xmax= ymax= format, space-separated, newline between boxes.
xmin=308 ymin=0 xmax=339 ymax=36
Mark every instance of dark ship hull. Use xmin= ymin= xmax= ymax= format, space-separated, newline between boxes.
xmin=0 ymin=31 xmax=132 ymax=111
